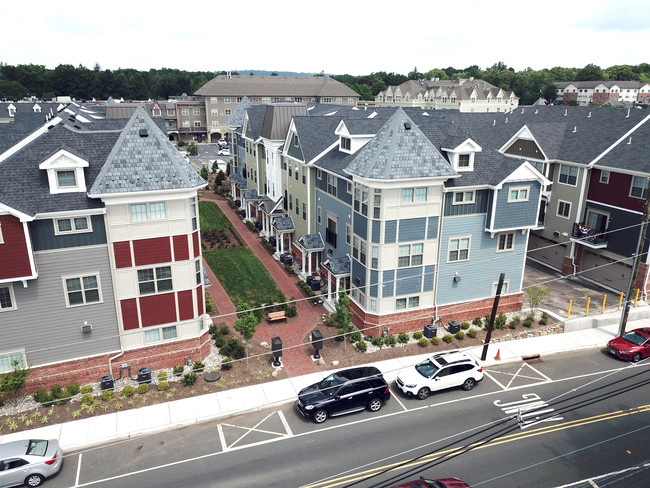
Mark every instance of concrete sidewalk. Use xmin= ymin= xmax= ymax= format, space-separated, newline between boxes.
xmin=1 ymin=311 xmax=638 ymax=453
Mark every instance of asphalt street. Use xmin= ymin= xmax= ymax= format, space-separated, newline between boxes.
xmin=45 ymin=350 xmax=650 ymax=488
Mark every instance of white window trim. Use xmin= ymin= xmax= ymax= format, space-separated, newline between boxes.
xmin=491 ymin=280 xmax=510 ymax=296
xmin=448 ymin=236 xmax=471 ymax=263
xmin=0 ymin=222 xmax=3 ymax=244
xmin=62 ymin=273 xmax=103 ymax=308
xmin=130 ymin=202 xmax=167 ymax=222
xmin=508 ymin=186 xmax=530 ymax=203
xmin=54 ymin=216 xmax=93 ymax=235
xmin=629 ymin=176 xmax=649 ymax=199
xmin=599 ymin=170 xmax=610 ymax=184
xmin=496 ymin=232 xmax=515 ymax=252
xmin=452 ymin=191 xmax=475 ymax=205
xmin=558 ymin=164 xmax=578 ymax=187
xmin=557 ymin=200 xmax=572 ymax=219
xmin=0 ymin=284 xmax=17 ymax=312
xmin=0 ymin=349 xmax=26 ymax=373
xmin=137 ymin=266 xmax=173 ymax=296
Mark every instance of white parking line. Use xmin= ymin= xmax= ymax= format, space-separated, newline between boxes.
xmin=390 ymin=385 xmax=408 ymax=411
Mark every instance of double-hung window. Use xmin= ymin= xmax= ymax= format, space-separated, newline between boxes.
xmin=327 ymin=174 xmax=337 ymax=197
xmin=55 ymin=216 xmax=91 ymax=235
xmin=559 ymin=165 xmax=578 ymax=186
xmin=508 ymin=187 xmax=529 ymax=202
xmin=64 ymin=274 xmax=101 ymax=306
xmin=0 ymin=285 xmax=16 ymax=311
xmin=131 ymin=202 xmax=166 ymax=221
xmin=398 ymin=243 xmax=423 ymax=267
xmin=449 ymin=238 xmax=470 ymax=262
xmin=138 ymin=266 xmax=172 ymax=295
xmin=497 ymin=232 xmax=515 ymax=252
xmin=401 ymin=188 xmax=414 ymax=203
xmin=630 ymin=176 xmax=649 ymax=199
xmin=454 ymin=191 xmax=475 ymax=204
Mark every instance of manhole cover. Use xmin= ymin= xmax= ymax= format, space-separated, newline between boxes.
xmin=204 ymin=372 xmax=221 ymax=382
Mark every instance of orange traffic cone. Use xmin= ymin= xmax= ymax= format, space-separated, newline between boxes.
xmin=495 ymin=349 xmax=501 ymax=360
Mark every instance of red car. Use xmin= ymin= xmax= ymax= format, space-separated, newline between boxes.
xmin=607 ymin=327 xmax=650 ymax=362
xmin=390 ymin=477 xmax=471 ymax=488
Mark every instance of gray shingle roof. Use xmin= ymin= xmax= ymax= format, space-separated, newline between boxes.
xmin=345 ymin=108 xmax=457 ymax=180
xmin=298 ymin=233 xmax=324 ymax=250
xmin=89 ymin=106 xmax=205 ymax=195
xmin=324 ymin=256 xmax=350 ymax=276
xmin=195 ymin=75 xmax=358 ymax=98
xmin=226 ymin=96 xmax=252 ymax=128
xmin=273 ymin=216 xmax=294 ymax=231
xmin=243 ymin=189 xmax=261 ymax=200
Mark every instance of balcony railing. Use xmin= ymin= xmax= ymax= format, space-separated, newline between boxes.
xmin=571 ymin=223 xmax=608 ymax=248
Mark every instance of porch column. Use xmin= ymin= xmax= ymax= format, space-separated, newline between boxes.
xmin=307 ymin=251 xmax=312 ymax=275
xmin=302 ymin=249 xmax=306 ymax=273
xmin=245 ymin=200 xmax=250 ymax=220
xmin=279 ymin=233 xmax=285 ymax=255
xmin=335 ymin=276 xmax=341 ymax=302
xmin=327 ymin=269 xmax=333 ymax=302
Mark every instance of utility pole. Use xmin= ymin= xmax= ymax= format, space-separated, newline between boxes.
xmin=481 ymin=272 xmax=505 ymax=361
xmin=619 ymin=181 xmax=650 ymax=336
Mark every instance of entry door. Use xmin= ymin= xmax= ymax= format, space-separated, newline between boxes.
xmin=586 ymin=210 xmax=608 ymax=232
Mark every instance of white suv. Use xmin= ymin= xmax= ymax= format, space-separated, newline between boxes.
xmin=396 ymin=351 xmax=483 ymax=400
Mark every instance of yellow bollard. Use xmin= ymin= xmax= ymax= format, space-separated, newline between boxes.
xmin=601 ymin=294 xmax=607 ymax=313
xmin=585 ymin=297 xmax=591 ymax=316
xmin=635 ymin=288 xmax=640 ymax=307
xmin=567 ymin=299 xmax=572 ymax=318
xmin=618 ymin=291 xmax=624 ymax=311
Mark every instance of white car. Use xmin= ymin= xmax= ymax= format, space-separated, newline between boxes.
xmin=0 ymin=439 xmax=63 ymax=487
xmin=396 ymin=351 xmax=483 ymax=399
xmin=217 ymin=148 xmax=230 ymax=156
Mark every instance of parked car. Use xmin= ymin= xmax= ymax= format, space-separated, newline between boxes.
xmin=0 ymin=439 xmax=62 ymax=487
xmin=390 ymin=476 xmax=472 ymax=488
xmin=607 ymin=327 xmax=650 ymax=362
xmin=396 ymin=351 xmax=483 ymax=400
xmin=296 ymin=366 xmax=390 ymax=423
xmin=217 ymin=148 xmax=230 ymax=156
xmin=217 ymin=139 xmax=228 ymax=147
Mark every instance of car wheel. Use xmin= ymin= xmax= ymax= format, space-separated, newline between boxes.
xmin=25 ymin=474 xmax=44 ymax=487
xmin=313 ymin=409 xmax=328 ymax=424
xmin=632 ymin=353 xmax=642 ymax=363
xmin=417 ymin=387 xmax=430 ymax=400
xmin=368 ymin=398 xmax=383 ymax=412
xmin=462 ymin=378 xmax=476 ymax=391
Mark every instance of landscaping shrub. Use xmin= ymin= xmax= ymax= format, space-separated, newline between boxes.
xmin=431 ymin=337 xmax=441 ymax=345
xmin=349 ymin=331 xmax=363 ymax=343
xmin=193 ymin=361 xmax=205 ymax=373
xmin=335 ymin=329 xmax=345 ymax=341
xmin=157 ymin=381 xmax=170 ymax=392
xmin=220 ymin=359 xmax=233 ymax=370
xmin=228 ymin=337 xmax=240 ymax=349
xmin=33 ymin=389 xmax=51 ymax=404
xmin=81 ymin=394 xmax=94 ymax=405
xmin=455 ymin=331 xmax=465 ymax=340
xmin=66 ymin=382 xmax=80 ymax=396
xmin=209 ymin=323 xmax=219 ymax=337
xmin=101 ymin=390 xmax=115 ymax=402
xmin=442 ymin=334 xmax=454 ymax=344
xmin=371 ymin=336 xmax=384 ymax=348
xmin=539 ymin=312 xmax=548 ymax=325
xmin=523 ymin=315 xmax=535 ymax=327
xmin=355 ymin=341 xmax=367 ymax=353
xmin=385 ymin=335 xmax=397 ymax=347
xmin=173 ymin=365 xmax=184 ymax=377
xmin=495 ymin=313 xmax=507 ymax=330
xmin=220 ymin=342 xmax=233 ymax=356
xmin=80 ymin=385 xmax=93 ymax=394
xmin=467 ymin=328 xmax=478 ymax=339
xmin=220 ymin=325 xmax=231 ymax=335
xmin=286 ymin=302 xmax=297 ymax=318
xmin=472 ymin=316 xmax=483 ymax=327
xmin=158 ymin=371 xmax=168 ymax=381
xmin=183 ymin=372 xmax=198 ymax=387
xmin=231 ymin=345 xmax=246 ymax=359
xmin=483 ymin=314 xmax=491 ymax=328
xmin=137 ymin=384 xmax=149 ymax=394
xmin=413 ymin=331 xmax=423 ymax=340
xmin=121 ymin=385 xmax=135 ymax=397
xmin=418 ymin=338 xmax=429 ymax=347
xmin=398 ymin=332 xmax=410 ymax=344
xmin=461 ymin=321 xmax=470 ymax=330
xmin=214 ymin=333 xmax=226 ymax=348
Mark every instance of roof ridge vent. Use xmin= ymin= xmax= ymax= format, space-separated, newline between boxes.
xmin=504 ymin=117 xmax=508 ymax=123
xmin=404 ymin=122 xmax=411 ymax=130
xmin=564 ymin=109 xmax=568 ymax=116
xmin=493 ymin=119 xmax=496 ymax=126
xmin=588 ymin=111 xmax=591 ymax=118
xmin=534 ymin=109 xmax=538 ymax=114
xmin=521 ymin=108 xmax=524 ymax=114
xmin=626 ymin=108 xmax=630 ymax=118
xmin=627 ymin=137 xmax=632 ymax=145
xmin=139 ymin=128 xmax=149 ymax=137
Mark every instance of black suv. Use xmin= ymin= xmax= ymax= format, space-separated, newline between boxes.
xmin=296 ymin=366 xmax=391 ymax=423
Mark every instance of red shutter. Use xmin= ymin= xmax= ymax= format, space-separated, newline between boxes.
xmin=178 ymin=290 xmax=194 ymax=320
xmin=113 ymin=241 xmax=132 ymax=269
xmin=173 ymin=235 xmax=190 ymax=261
xmin=133 ymin=237 xmax=172 ymax=266
xmin=120 ymin=298 xmax=139 ymax=330
xmin=139 ymin=293 xmax=177 ymax=327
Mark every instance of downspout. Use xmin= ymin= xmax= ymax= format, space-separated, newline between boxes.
xmin=433 ymin=188 xmax=445 ymax=321
xmin=571 ymin=167 xmax=589 ymax=276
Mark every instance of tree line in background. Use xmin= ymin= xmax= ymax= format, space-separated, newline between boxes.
xmin=0 ymin=62 xmax=648 ymax=106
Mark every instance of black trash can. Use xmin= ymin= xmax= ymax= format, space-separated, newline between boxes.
xmin=137 ymin=367 xmax=152 ymax=384
xmin=255 ymin=221 xmax=262 ymax=230
xmin=306 ymin=275 xmax=314 ymax=286
xmin=234 ymin=199 xmax=241 ymax=208
xmin=423 ymin=323 xmax=436 ymax=339
xmin=311 ymin=278 xmax=321 ymax=291
xmin=100 ymin=375 xmax=114 ymax=391
xmin=284 ymin=255 xmax=293 ymax=266
xmin=269 ymin=236 xmax=276 ymax=246
xmin=448 ymin=320 xmax=461 ymax=334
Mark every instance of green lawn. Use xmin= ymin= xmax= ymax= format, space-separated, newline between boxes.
xmin=203 ymin=247 xmax=285 ymax=307
xmin=199 ymin=201 xmax=233 ymax=231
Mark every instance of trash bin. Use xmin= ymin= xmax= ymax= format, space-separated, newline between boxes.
xmin=100 ymin=375 xmax=114 ymax=391
xmin=423 ymin=323 xmax=436 ymax=339
xmin=448 ymin=320 xmax=461 ymax=334
xmin=269 ymin=236 xmax=276 ymax=247
xmin=137 ymin=367 xmax=152 ymax=384
xmin=284 ymin=255 xmax=293 ymax=266
xmin=306 ymin=275 xmax=314 ymax=286
xmin=234 ymin=199 xmax=241 ymax=207
xmin=311 ymin=278 xmax=321 ymax=291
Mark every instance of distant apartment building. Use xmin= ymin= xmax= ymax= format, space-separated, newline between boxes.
xmin=555 ymin=81 xmax=650 ymax=106
xmin=375 ymin=78 xmax=519 ymax=113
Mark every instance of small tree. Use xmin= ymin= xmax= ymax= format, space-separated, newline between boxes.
xmin=215 ymin=170 xmax=226 ymax=186
xmin=200 ymin=166 xmax=209 ymax=181
xmin=234 ymin=311 xmax=258 ymax=340
xmin=334 ymin=287 xmax=353 ymax=331
xmin=524 ymin=285 xmax=551 ymax=315
xmin=187 ymin=141 xmax=198 ymax=156
xmin=0 ymin=360 xmax=30 ymax=405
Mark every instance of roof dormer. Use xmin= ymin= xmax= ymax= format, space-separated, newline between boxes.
xmin=7 ymin=103 xmax=16 ymax=117
xmin=442 ymin=138 xmax=482 ymax=172
xmin=334 ymin=120 xmax=375 ymax=155
xmin=39 ymin=149 xmax=89 ymax=194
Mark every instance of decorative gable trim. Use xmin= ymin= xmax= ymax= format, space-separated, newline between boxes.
xmin=499 ymin=125 xmax=548 ymax=161
xmin=39 ymin=149 xmax=89 ymax=194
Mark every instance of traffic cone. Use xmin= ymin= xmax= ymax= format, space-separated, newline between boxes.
xmin=495 ymin=348 xmax=501 ymax=360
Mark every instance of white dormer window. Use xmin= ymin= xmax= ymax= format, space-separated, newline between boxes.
xmin=340 ymin=137 xmax=351 ymax=151
xmin=458 ymin=155 xmax=470 ymax=168
xmin=7 ymin=104 xmax=16 ymax=117
xmin=444 ymin=139 xmax=481 ymax=172
xmin=39 ymin=150 xmax=89 ymax=194
xmin=33 ymin=104 xmax=42 ymax=113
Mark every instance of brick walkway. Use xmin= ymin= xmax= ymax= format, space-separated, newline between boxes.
xmin=200 ymin=193 xmax=325 ymax=377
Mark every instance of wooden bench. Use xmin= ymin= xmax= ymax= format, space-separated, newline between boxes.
xmin=268 ymin=311 xmax=287 ymax=323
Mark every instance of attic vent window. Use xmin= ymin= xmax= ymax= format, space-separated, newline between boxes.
xmin=139 ymin=129 xmax=149 ymax=137
xmin=404 ymin=122 xmax=412 ymax=130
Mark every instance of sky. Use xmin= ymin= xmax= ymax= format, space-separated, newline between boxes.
xmin=4 ymin=0 xmax=648 ymax=76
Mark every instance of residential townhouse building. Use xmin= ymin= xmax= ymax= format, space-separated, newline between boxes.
xmin=0 ymin=104 xmax=209 ymax=392
xmin=375 ymin=78 xmax=519 ymax=113
xmin=555 ymin=81 xmax=650 ymax=106
xmin=230 ymin=102 xmax=547 ymax=335
xmin=195 ymin=75 xmax=360 ymax=143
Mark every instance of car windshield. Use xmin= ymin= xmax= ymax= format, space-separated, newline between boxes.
xmin=318 ymin=374 xmax=345 ymax=396
xmin=26 ymin=440 xmax=48 ymax=456
xmin=622 ymin=331 xmax=648 ymax=346
xmin=415 ymin=359 xmax=439 ymax=378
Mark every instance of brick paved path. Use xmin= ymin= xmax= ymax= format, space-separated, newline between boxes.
xmin=200 ymin=192 xmax=325 ymax=376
